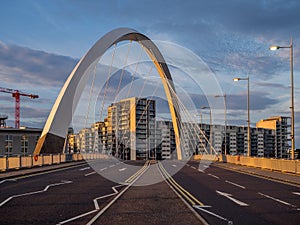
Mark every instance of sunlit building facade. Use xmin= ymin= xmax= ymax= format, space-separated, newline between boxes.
xmin=256 ymin=116 xmax=290 ymax=158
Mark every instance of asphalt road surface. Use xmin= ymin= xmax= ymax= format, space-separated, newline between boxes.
xmin=161 ymin=160 xmax=300 ymax=225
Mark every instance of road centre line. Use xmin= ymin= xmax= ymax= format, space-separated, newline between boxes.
xmin=225 ymin=180 xmax=246 ymax=189
xmin=109 ymin=165 xmax=115 ymax=168
xmin=191 ymin=166 xmax=196 ymax=170
xmin=292 ymin=192 xmax=300 ymax=196
xmin=0 ymin=180 xmax=72 ymax=207
xmin=158 ymin=162 xmax=204 ymax=206
xmin=119 ymin=168 xmax=127 ymax=172
xmin=258 ymin=192 xmax=299 ymax=209
xmin=208 ymin=173 xmax=220 ymax=179
xmin=100 ymin=167 xmax=107 ymax=171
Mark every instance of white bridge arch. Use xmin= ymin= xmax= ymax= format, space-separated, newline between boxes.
xmin=34 ymin=28 xmax=183 ymax=160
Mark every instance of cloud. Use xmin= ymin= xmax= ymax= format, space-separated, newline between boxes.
xmin=0 ymin=42 xmax=77 ymax=87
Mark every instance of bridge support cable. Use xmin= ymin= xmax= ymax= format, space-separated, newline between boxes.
xmin=116 ymin=40 xmax=132 ymax=96
xmin=99 ymin=44 xmax=117 ymax=121
xmin=164 ymin=78 xmax=216 ymax=155
xmin=126 ymin=42 xmax=144 ymax=98
xmin=85 ymin=62 xmax=98 ymax=130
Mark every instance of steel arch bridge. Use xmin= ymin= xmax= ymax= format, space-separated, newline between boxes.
xmin=34 ymin=28 xmax=183 ymax=160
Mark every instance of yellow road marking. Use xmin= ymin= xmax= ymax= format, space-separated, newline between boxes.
xmin=125 ymin=161 xmax=149 ymax=183
xmin=158 ymin=162 xmax=204 ymax=206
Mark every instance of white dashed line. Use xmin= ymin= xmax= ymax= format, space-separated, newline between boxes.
xmin=208 ymin=173 xmax=219 ymax=179
xmin=258 ymin=192 xmax=298 ymax=209
xmin=100 ymin=167 xmax=107 ymax=172
xmin=85 ymin=171 xmax=96 ymax=177
xmin=225 ymin=180 xmax=246 ymax=189
xmin=79 ymin=167 xmax=90 ymax=171
xmin=191 ymin=166 xmax=196 ymax=170
xmin=119 ymin=168 xmax=127 ymax=172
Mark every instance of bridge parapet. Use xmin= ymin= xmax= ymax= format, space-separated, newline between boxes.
xmin=0 ymin=153 xmax=106 ymax=172
xmin=193 ymin=154 xmax=300 ymax=174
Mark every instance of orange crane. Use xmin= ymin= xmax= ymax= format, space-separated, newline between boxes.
xmin=0 ymin=87 xmax=39 ymax=128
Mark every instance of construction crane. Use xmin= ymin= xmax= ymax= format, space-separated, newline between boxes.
xmin=0 ymin=87 xmax=39 ymax=128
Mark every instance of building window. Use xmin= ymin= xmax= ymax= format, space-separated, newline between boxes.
xmin=21 ymin=135 xmax=28 ymax=155
xmin=5 ymin=135 xmax=13 ymax=156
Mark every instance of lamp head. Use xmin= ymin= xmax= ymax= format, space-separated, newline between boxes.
xmin=269 ymin=46 xmax=280 ymax=51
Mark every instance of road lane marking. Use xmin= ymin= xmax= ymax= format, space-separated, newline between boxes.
xmin=198 ymin=169 xmax=205 ymax=173
xmin=119 ymin=168 xmax=127 ymax=172
xmin=100 ymin=167 xmax=107 ymax=172
xmin=0 ymin=179 xmax=16 ymax=184
xmin=225 ymin=180 xmax=246 ymax=189
xmin=172 ymin=164 xmax=177 ymax=167
xmin=85 ymin=171 xmax=96 ymax=177
xmin=158 ymin=162 xmax=204 ymax=206
xmin=193 ymin=205 xmax=232 ymax=223
xmin=58 ymin=184 xmax=126 ymax=224
xmin=0 ymin=180 xmax=72 ymax=207
xmin=258 ymin=192 xmax=298 ymax=209
xmin=87 ymin=161 xmax=150 ymax=225
xmin=292 ymin=192 xmax=300 ymax=196
xmin=79 ymin=167 xmax=90 ymax=171
xmin=109 ymin=164 xmax=115 ymax=168
xmin=159 ymin=163 xmax=228 ymax=224
xmin=208 ymin=173 xmax=219 ymax=179
xmin=59 ymin=161 xmax=150 ymax=225
xmin=125 ymin=161 xmax=150 ymax=183
xmin=191 ymin=166 xmax=196 ymax=170
xmin=216 ymin=190 xmax=248 ymax=206
xmin=186 ymin=164 xmax=191 ymax=167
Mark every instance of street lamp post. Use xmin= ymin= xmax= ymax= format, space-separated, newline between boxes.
xmin=201 ymin=106 xmax=212 ymax=154
xmin=215 ymin=94 xmax=227 ymax=155
xmin=233 ymin=77 xmax=251 ymax=157
xmin=270 ymin=38 xmax=295 ymax=160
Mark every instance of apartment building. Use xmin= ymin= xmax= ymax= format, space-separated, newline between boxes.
xmin=256 ymin=116 xmax=290 ymax=158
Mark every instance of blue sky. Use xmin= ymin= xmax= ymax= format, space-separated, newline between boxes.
xmin=0 ymin=0 xmax=299 ymax=147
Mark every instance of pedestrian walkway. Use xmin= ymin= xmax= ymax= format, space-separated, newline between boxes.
xmin=93 ymin=162 xmax=206 ymax=225
xmin=214 ymin=162 xmax=300 ymax=186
